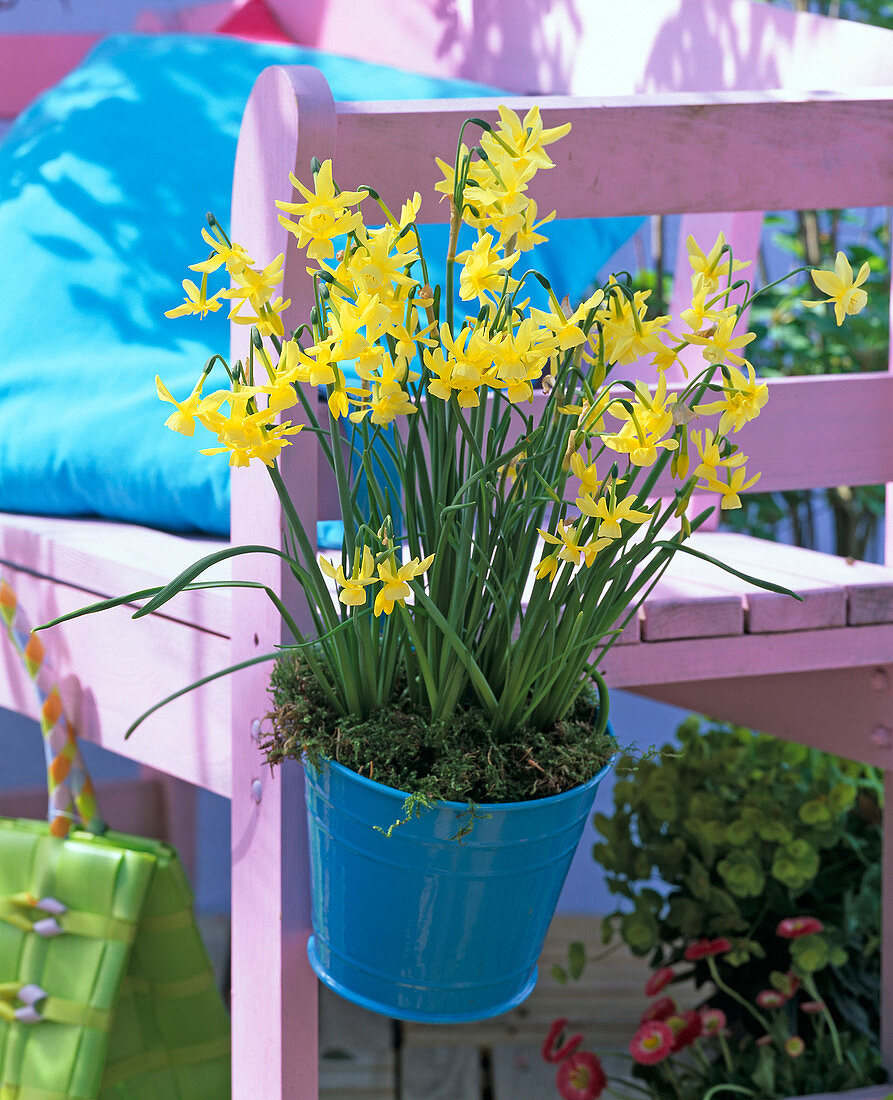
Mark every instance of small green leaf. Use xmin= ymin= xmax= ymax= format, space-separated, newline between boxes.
xmin=568 ymin=941 xmax=586 ymax=981
xmin=550 ymin=965 xmax=568 ymax=985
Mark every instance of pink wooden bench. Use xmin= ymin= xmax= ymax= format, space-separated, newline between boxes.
xmin=1 ymin=2 xmax=892 ymax=1097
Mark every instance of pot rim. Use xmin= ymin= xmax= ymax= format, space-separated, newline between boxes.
xmin=304 ymin=748 xmax=616 ymax=813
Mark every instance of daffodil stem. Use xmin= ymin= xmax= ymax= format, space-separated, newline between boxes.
xmin=740 ymin=264 xmax=811 ymax=310
xmin=445 ymin=199 xmax=462 ymax=334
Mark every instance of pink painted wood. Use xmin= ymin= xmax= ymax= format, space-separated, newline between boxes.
xmin=228 ymin=65 xmax=337 ymax=1100
xmin=0 ymin=35 xmax=100 ymax=117
xmin=274 ymin=0 xmax=893 ymax=96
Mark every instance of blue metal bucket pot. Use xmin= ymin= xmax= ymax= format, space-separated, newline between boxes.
xmin=304 ymin=753 xmax=613 ymax=1023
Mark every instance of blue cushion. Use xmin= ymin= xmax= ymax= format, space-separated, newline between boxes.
xmin=0 ymin=34 xmax=641 ymax=536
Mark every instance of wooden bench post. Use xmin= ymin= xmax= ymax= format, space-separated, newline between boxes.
xmin=229 ymin=66 xmax=337 ymax=1100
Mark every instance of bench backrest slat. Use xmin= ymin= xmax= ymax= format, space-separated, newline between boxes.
xmin=330 ymin=94 xmax=893 ymax=219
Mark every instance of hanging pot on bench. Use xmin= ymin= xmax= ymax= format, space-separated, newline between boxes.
xmin=303 ymin=751 xmax=613 ymax=1023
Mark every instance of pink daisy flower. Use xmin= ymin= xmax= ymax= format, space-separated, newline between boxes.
xmin=666 ymin=1010 xmax=702 ymax=1052
xmin=555 ymin=1051 xmax=607 ymax=1100
xmin=639 ymin=996 xmax=677 ymax=1024
xmin=700 ymin=1007 xmax=727 ymax=1036
xmin=684 ymin=937 xmax=732 ymax=961
xmin=644 ymin=966 xmax=675 ymax=997
xmin=756 ymin=989 xmax=788 ymax=1010
xmin=777 ymin=916 xmax=824 ymax=939
xmin=542 ymin=1018 xmax=583 ymax=1065
xmin=630 ymin=1021 xmax=674 ymax=1066
xmin=785 ymin=1036 xmax=806 ymax=1058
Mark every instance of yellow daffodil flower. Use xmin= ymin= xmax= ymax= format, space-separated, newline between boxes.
xmin=319 ymin=547 xmax=377 ymax=607
xmin=399 ymin=192 xmax=422 ymax=227
xmin=327 ymin=297 xmax=381 ymax=361
xmin=373 ymin=554 xmax=435 ymax=616
xmin=651 ymin=336 xmax=687 ymax=377
xmin=285 ymin=340 xmax=339 ymax=388
xmin=347 ymin=225 xmax=420 ymax=297
xmin=456 ymin=233 xmax=520 ymax=303
xmin=349 ymin=382 xmax=418 ymax=426
xmin=686 ymin=314 xmax=756 ymax=366
xmin=165 ymin=277 xmax=225 ymax=319
xmin=326 ymin=369 xmax=358 ymax=420
xmin=486 ymin=318 xmax=552 ymax=404
xmin=695 ymin=362 xmax=768 ymax=434
xmin=686 ymin=232 xmax=750 ymax=295
xmin=472 ymin=155 xmax=538 ymax=223
xmin=537 ymin=520 xmax=588 ymax=567
xmin=699 ymin=461 xmax=761 ymax=509
xmin=577 ymin=491 xmax=652 ymax=539
xmin=481 ymin=104 xmax=571 ymax=173
xmin=224 ymin=254 xmax=285 ymax=314
xmin=536 ymin=521 xmax=614 ymax=573
xmin=581 ymin=536 xmax=614 ymax=567
xmin=689 ymin=428 xmax=746 ymax=481
xmin=228 ymin=296 xmax=291 ymax=339
xmin=530 ymin=289 xmax=604 ymax=352
xmin=434 ymin=144 xmax=475 ymax=202
xmin=276 ymin=160 xmax=367 ymax=260
xmin=424 ymin=323 xmax=497 ymax=408
xmin=680 ymin=273 xmax=737 ymax=335
xmin=570 ymin=452 xmax=600 ymax=497
xmin=603 ymin=373 xmax=679 ymax=466
xmin=534 ymin=552 xmax=560 ymax=582
xmin=512 ymin=200 xmax=556 ymax=252
xmin=199 ymin=392 xmax=302 ymax=468
xmin=155 ymin=376 xmax=227 ymax=436
xmin=594 ymin=283 xmax=670 ymax=366
xmin=189 ymin=227 xmax=253 ymax=276
xmin=804 ymin=251 xmax=870 ymax=325
xmin=248 ymin=421 xmax=304 ymax=466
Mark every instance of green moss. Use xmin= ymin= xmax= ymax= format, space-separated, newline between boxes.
xmin=261 ymin=652 xmax=616 ymax=805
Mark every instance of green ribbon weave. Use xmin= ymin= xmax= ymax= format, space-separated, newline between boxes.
xmin=0 ymin=819 xmax=230 ymax=1099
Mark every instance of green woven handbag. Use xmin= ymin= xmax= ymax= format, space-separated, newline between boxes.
xmin=0 ymin=578 xmax=231 ymax=1100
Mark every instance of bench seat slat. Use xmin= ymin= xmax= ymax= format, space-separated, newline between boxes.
xmin=639 ymin=573 xmax=744 ymax=641
xmin=0 ymin=513 xmax=230 ymax=636
xmin=680 ymin=533 xmax=848 ymax=634
xmin=693 ymin=532 xmax=893 ymax=627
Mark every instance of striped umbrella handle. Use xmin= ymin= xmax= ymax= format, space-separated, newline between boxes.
xmin=0 ymin=577 xmax=104 ymax=838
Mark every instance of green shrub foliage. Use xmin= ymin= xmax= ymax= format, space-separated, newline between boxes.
xmin=593 ymin=717 xmax=882 ymax=1045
